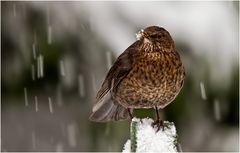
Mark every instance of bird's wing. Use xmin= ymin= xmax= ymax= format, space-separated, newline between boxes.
xmin=96 ymin=41 xmax=140 ymax=102
xmin=89 ymin=41 xmax=140 ymax=122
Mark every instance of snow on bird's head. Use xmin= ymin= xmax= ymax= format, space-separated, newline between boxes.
xmin=136 ymin=29 xmax=144 ymax=40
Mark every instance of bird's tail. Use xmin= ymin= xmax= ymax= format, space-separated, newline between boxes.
xmin=89 ymin=93 xmax=130 ymax=122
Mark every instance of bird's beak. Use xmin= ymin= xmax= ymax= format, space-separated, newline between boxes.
xmin=136 ymin=29 xmax=144 ymax=40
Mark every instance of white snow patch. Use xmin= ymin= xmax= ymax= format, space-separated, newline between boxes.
xmin=123 ymin=118 xmax=178 ymax=152
xmin=122 ymin=140 xmax=131 ymax=153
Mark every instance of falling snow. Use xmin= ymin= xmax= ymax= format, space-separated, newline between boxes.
xmin=37 ymin=55 xmax=44 ymax=79
xmin=106 ymin=51 xmax=112 ymax=70
xmin=39 ymin=55 xmax=44 ymax=78
xmin=32 ymin=43 xmax=37 ymax=60
xmin=47 ymin=25 xmax=52 ymax=45
xmin=200 ymin=81 xmax=207 ymax=100
xmin=24 ymin=87 xmax=29 ymax=106
xmin=48 ymin=97 xmax=54 ymax=114
xmin=67 ymin=123 xmax=77 ymax=147
xmin=46 ymin=6 xmax=52 ymax=45
xmin=35 ymin=96 xmax=39 ymax=112
xmin=13 ymin=3 xmax=16 ymax=17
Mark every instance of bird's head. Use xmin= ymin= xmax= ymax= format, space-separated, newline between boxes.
xmin=136 ymin=26 xmax=175 ymax=50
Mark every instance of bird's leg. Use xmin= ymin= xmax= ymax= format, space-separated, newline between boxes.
xmin=152 ymin=106 xmax=164 ymax=131
xmin=127 ymin=108 xmax=133 ymax=120
xmin=127 ymin=108 xmax=143 ymax=123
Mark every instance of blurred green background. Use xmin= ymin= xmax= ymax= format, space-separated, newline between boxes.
xmin=1 ymin=1 xmax=239 ymax=152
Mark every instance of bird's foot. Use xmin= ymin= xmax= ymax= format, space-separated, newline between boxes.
xmin=152 ymin=119 xmax=164 ymax=132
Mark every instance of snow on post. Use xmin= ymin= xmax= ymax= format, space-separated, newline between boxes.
xmin=122 ymin=118 xmax=179 ymax=153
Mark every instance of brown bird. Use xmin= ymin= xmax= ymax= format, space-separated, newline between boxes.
xmin=89 ymin=26 xmax=185 ymax=128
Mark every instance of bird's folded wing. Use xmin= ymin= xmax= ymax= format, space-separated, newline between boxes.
xmin=90 ymin=41 xmax=141 ymax=121
xmin=95 ymin=41 xmax=140 ymax=103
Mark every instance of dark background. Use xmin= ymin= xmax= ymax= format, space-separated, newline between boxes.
xmin=1 ymin=1 xmax=239 ymax=152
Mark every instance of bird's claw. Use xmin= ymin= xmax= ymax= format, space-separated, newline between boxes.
xmin=152 ymin=119 xmax=164 ymax=132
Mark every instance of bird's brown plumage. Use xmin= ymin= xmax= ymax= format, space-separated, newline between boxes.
xmin=90 ymin=26 xmax=185 ymax=122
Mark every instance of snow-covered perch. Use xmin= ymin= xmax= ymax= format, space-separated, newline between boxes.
xmin=122 ymin=118 xmax=179 ymax=152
